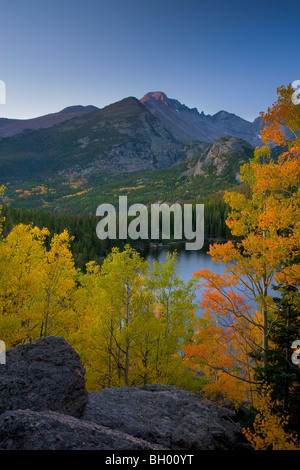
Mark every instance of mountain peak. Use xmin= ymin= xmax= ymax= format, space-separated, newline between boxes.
xmin=212 ymin=110 xmax=235 ymax=119
xmin=140 ymin=91 xmax=169 ymax=106
xmin=58 ymin=105 xmax=98 ymax=114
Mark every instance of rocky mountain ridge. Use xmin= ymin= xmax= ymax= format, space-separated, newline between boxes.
xmin=0 ymin=96 xmax=195 ymax=181
xmin=0 ymin=92 xmax=260 ymax=182
xmin=0 ymin=91 xmax=274 ymax=211
xmin=189 ymin=135 xmax=254 ymax=181
xmin=0 ymin=91 xmax=263 ymax=146
xmin=140 ymin=91 xmax=263 ymax=146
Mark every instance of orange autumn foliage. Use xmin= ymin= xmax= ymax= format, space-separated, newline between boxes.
xmin=184 ymin=83 xmax=300 ymax=407
xmin=260 ymin=83 xmax=300 ymax=148
xmin=184 ymin=270 xmax=262 ymax=405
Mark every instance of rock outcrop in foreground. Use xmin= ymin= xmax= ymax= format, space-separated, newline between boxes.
xmin=0 ymin=335 xmax=88 ymax=418
xmin=0 ymin=336 xmax=251 ymax=450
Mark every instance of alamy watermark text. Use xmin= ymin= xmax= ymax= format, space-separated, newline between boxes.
xmin=0 ymin=340 xmax=6 ymax=364
xmin=96 ymin=196 xmax=204 ymax=250
xmin=0 ymin=80 xmax=6 ymax=104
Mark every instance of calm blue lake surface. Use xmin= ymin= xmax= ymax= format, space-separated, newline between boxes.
xmin=146 ymin=246 xmax=225 ymax=282
xmin=145 ymin=246 xmax=265 ymax=316
xmin=146 ymin=247 xmax=228 ymax=316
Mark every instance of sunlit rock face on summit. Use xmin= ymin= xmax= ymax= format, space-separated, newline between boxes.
xmin=140 ymin=91 xmax=170 ymax=106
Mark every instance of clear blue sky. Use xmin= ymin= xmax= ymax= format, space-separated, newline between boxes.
xmin=1 ymin=0 xmax=299 ymax=121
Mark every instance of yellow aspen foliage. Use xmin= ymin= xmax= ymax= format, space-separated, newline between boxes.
xmin=0 ymin=224 xmax=49 ymax=346
xmin=243 ymin=384 xmax=300 ymax=450
xmin=0 ymin=185 xmax=5 ymax=239
xmin=39 ymin=230 xmax=78 ymax=338
xmin=71 ymin=247 xmax=198 ymax=391
xmin=0 ymin=224 xmax=78 ymax=346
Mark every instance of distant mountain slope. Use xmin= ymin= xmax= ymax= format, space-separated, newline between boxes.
xmin=0 ymin=90 xmax=265 ymax=145
xmin=0 ymin=91 xmax=264 ymax=182
xmin=140 ymin=91 xmax=263 ymax=146
xmin=0 ymin=105 xmax=99 ymax=138
xmin=0 ymin=96 xmax=207 ymax=182
xmin=0 ymin=91 xmax=277 ymax=212
xmin=0 ymin=134 xmax=255 ymax=213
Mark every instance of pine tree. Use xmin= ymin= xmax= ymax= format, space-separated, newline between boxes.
xmin=253 ymin=285 xmax=300 ymax=433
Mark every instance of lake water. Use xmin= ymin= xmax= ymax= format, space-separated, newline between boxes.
xmin=146 ymin=246 xmax=228 ymax=316
xmin=145 ymin=246 xmax=264 ymax=316
xmin=146 ymin=246 xmax=225 ymax=282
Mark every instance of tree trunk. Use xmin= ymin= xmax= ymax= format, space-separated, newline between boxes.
xmin=262 ymin=275 xmax=268 ymax=369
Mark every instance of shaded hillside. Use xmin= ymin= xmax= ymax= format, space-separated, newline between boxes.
xmin=0 ymin=135 xmax=255 ymax=213
xmin=1 ymin=140 xmax=255 ymax=213
xmin=0 ymin=92 xmax=267 ymax=213
xmin=0 ymin=96 xmax=205 ymax=183
xmin=0 ymin=105 xmax=98 ymax=138
xmin=0 ymin=91 xmax=264 ymax=186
